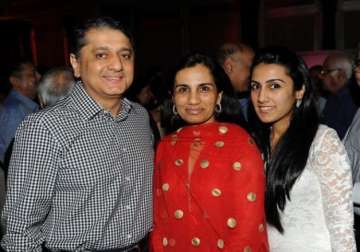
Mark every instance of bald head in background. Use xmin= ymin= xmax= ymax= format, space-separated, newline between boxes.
xmin=37 ymin=66 xmax=75 ymax=108
xmin=217 ymin=43 xmax=254 ymax=93
xmin=321 ymin=52 xmax=353 ymax=94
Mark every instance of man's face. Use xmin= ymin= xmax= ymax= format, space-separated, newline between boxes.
xmin=13 ymin=63 xmax=38 ymax=99
xmin=227 ymin=49 xmax=254 ymax=93
xmin=70 ymin=27 xmax=134 ymax=106
xmin=321 ymin=59 xmax=345 ymax=94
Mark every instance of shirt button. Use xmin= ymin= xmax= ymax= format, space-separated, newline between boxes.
xmin=125 ymin=176 xmax=131 ymax=182
xmin=126 ymin=205 xmax=131 ymax=210
xmin=127 ymin=234 xmax=132 ymax=239
xmin=122 ymin=148 xmax=127 ymax=152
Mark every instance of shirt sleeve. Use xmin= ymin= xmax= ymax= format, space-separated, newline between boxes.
xmin=314 ymin=127 xmax=356 ymax=252
xmin=1 ymin=115 xmax=60 ymax=252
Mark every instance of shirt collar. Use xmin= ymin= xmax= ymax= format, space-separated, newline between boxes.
xmin=70 ymin=81 xmax=133 ymax=121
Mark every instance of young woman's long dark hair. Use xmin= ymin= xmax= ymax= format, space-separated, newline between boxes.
xmin=249 ymin=46 xmax=319 ymax=233
xmin=162 ymin=52 xmax=246 ymax=133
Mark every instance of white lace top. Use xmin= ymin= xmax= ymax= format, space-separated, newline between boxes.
xmin=268 ymin=125 xmax=356 ymax=252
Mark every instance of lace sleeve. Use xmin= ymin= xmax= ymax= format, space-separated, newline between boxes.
xmin=312 ymin=126 xmax=356 ymax=252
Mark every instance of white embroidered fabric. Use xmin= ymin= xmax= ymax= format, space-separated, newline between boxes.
xmin=268 ymin=125 xmax=356 ymax=252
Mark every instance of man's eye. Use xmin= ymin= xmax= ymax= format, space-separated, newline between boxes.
xmin=96 ymin=53 xmax=107 ymax=59
xmin=122 ymin=54 xmax=132 ymax=60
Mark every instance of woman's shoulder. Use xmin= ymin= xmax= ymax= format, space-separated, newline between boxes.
xmin=311 ymin=124 xmax=343 ymax=153
xmin=313 ymin=124 xmax=339 ymax=143
xmin=220 ymin=122 xmax=250 ymax=137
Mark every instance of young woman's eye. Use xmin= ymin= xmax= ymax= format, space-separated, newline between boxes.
xmin=270 ymin=83 xmax=281 ymax=89
xmin=250 ymin=82 xmax=259 ymax=90
xmin=175 ymin=86 xmax=188 ymax=94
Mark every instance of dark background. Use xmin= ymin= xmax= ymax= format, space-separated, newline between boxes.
xmin=0 ymin=0 xmax=359 ymax=89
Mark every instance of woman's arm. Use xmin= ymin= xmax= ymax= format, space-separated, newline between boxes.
xmin=314 ymin=127 xmax=356 ymax=252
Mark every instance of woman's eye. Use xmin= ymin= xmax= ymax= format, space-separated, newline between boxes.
xmin=199 ymin=85 xmax=211 ymax=92
xmin=175 ymin=87 xmax=188 ymax=93
xmin=250 ymin=82 xmax=259 ymax=90
xmin=270 ymin=83 xmax=281 ymax=89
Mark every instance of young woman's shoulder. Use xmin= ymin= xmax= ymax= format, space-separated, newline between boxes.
xmin=311 ymin=124 xmax=343 ymax=154
xmin=314 ymin=124 xmax=339 ymax=143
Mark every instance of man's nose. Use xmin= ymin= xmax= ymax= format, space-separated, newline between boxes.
xmin=109 ymin=55 xmax=123 ymax=71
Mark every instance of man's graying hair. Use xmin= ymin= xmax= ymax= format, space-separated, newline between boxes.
xmin=216 ymin=43 xmax=253 ymax=66
xmin=38 ymin=66 xmax=75 ymax=107
xmin=70 ymin=16 xmax=134 ymax=57
xmin=326 ymin=52 xmax=353 ymax=79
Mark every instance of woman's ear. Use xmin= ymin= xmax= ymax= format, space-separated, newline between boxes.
xmin=217 ymin=91 xmax=223 ymax=105
xmin=295 ymin=85 xmax=305 ymax=100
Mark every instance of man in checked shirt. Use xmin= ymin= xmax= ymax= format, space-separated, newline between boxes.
xmin=1 ymin=17 xmax=154 ymax=252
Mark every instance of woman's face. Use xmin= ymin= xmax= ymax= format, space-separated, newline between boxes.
xmin=173 ymin=64 xmax=222 ymax=125
xmin=250 ymin=63 xmax=304 ymax=130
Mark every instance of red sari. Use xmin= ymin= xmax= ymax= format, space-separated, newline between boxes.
xmin=150 ymin=122 xmax=268 ymax=252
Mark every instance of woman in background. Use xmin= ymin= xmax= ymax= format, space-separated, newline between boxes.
xmin=249 ymin=46 xmax=355 ymax=251
xmin=150 ymin=53 xmax=268 ymax=251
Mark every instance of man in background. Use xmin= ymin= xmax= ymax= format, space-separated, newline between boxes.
xmin=321 ymin=52 xmax=358 ymax=139
xmin=37 ymin=66 xmax=75 ymax=108
xmin=217 ymin=43 xmax=254 ymax=122
xmin=0 ymin=61 xmax=39 ymax=163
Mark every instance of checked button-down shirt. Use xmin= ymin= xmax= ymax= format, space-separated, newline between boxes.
xmin=1 ymin=82 xmax=154 ymax=251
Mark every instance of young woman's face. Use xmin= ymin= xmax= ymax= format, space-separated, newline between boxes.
xmin=173 ymin=64 xmax=222 ymax=125
xmin=250 ymin=63 xmax=304 ymax=130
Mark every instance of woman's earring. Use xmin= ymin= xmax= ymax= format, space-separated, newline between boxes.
xmin=296 ymin=99 xmax=302 ymax=108
xmin=172 ymin=105 xmax=178 ymax=115
xmin=215 ymin=103 xmax=222 ymax=113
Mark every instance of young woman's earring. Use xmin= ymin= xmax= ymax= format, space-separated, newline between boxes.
xmin=296 ymin=99 xmax=302 ymax=108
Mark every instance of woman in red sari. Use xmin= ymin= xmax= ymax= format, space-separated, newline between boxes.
xmin=150 ymin=53 xmax=268 ymax=252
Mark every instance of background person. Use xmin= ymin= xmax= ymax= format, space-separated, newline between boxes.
xmin=320 ymin=52 xmax=358 ymax=139
xmin=0 ymin=61 xmax=39 ymax=163
xmin=217 ymin=42 xmax=254 ymax=123
xmin=37 ymin=66 xmax=75 ymax=108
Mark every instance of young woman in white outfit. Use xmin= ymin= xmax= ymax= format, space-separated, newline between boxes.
xmin=249 ymin=46 xmax=356 ymax=252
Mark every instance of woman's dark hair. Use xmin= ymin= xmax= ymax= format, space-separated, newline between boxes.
xmin=70 ymin=16 xmax=134 ymax=57
xmin=249 ymin=46 xmax=319 ymax=232
xmin=162 ymin=52 xmax=245 ymax=133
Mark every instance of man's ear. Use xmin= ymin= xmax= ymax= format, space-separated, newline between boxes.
xmin=70 ymin=53 xmax=81 ymax=78
xmin=337 ymin=69 xmax=348 ymax=82
xmin=223 ymin=58 xmax=233 ymax=74
xmin=9 ymin=76 xmax=20 ymax=88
